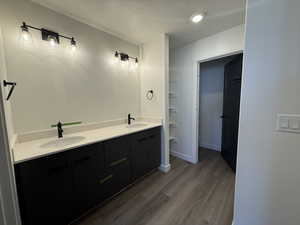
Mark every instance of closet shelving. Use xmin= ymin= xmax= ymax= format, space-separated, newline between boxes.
xmin=169 ymin=92 xmax=176 ymax=98
xmin=169 ymin=76 xmax=177 ymax=145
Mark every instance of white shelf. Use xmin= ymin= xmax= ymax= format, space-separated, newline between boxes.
xmin=169 ymin=107 xmax=176 ymax=112
xmin=169 ymin=93 xmax=176 ymax=98
xmin=169 ymin=122 xmax=176 ymax=127
xmin=169 ymin=136 xmax=176 ymax=141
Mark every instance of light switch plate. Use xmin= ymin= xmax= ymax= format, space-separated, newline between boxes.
xmin=277 ymin=114 xmax=300 ymax=133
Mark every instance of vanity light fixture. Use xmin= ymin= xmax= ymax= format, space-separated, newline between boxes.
xmin=115 ymin=51 xmax=138 ymax=64
xmin=21 ymin=22 xmax=30 ymax=41
xmin=20 ymin=22 xmax=77 ymax=49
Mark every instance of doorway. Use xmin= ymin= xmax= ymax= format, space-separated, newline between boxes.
xmin=198 ymin=53 xmax=243 ymax=171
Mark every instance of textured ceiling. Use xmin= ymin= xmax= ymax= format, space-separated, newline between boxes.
xmin=32 ymin=0 xmax=246 ymax=48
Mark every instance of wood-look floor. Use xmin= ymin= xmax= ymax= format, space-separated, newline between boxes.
xmin=76 ymin=148 xmax=235 ymax=225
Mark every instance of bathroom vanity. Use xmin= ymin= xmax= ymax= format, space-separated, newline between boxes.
xmin=13 ymin=124 xmax=161 ymax=225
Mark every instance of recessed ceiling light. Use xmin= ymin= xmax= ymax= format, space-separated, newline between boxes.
xmin=191 ymin=14 xmax=204 ymax=23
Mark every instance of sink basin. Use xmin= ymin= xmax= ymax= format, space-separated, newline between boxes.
xmin=126 ymin=123 xmax=148 ymax=128
xmin=40 ymin=136 xmax=86 ymax=148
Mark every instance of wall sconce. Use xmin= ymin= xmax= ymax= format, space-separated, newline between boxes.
xmin=115 ymin=51 xmax=138 ymax=65
xmin=20 ymin=22 xmax=77 ymax=50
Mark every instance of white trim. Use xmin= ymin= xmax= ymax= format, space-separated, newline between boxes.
xmin=170 ymin=150 xmax=197 ymax=164
xmin=199 ymin=143 xmax=221 ymax=152
xmin=232 ymin=220 xmax=235 ymax=225
xmin=159 ymin=163 xmax=171 ymax=173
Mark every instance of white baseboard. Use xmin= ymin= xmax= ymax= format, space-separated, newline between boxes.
xmin=199 ymin=142 xmax=221 ymax=152
xmin=170 ymin=151 xmax=195 ymax=163
xmin=159 ymin=163 xmax=171 ymax=173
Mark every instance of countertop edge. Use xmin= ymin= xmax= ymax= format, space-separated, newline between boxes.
xmin=14 ymin=124 xmax=162 ymax=165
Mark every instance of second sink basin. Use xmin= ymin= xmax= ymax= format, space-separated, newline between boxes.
xmin=40 ymin=136 xmax=86 ymax=149
xmin=126 ymin=123 xmax=148 ymax=129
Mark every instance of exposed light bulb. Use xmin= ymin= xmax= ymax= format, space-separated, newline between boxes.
xmin=50 ymin=39 xmax=56 ymax=46
xmin=21 ymin=30 xmax=30 ymax=41
xmin=21 ymin=22 xmax=31 ymax=41
xmin=48 ymin=35 xmax=57 ymax=47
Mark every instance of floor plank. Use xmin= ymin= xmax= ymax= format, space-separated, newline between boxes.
xmin=76 ymin=148 xmax=235 ymax=225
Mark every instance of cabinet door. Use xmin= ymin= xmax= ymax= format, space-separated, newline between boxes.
xmin=131 ymin=127 xmax=161 ymax=180
xmin=68 ymin=143 xmax=104 ymax=218
xmin=131 ymin=131 xmax=150 ymax=179
xmin=147 ymin=129 xmax=161 ymax=170
xmin=15 ymin=153 xmax=72 ymax=225
xmin=105 ymin=135 xmax=131 ymax=168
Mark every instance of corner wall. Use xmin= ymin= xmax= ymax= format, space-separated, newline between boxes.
xmin=140 ymin=34 xmax=170 ymax=172
xmin=234 ymin=0 xmax=300 ymax=224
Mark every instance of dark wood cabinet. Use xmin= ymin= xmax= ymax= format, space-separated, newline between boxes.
xmin=68 ymin=143 xmax=105 ymax=217
xmin=131 ymin=127 xmax=161 ymax=180
xmin=15 ymin=152 xmax=73 ymax=225
xmin=15 ymin=127 xmax=161 ymax=225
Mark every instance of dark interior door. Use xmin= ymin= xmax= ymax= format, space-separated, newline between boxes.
xmin=221 ymin=54 xmax=243 ymax=172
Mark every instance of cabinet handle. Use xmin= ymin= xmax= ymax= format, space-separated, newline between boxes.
xmin=99 ymin=174 xmax=113 ymax=184
xmin=149 ymin=134 xmax=156 ymax=139
xmin=138 ymin=137 xmax=148 ymax=142
xmin=74 ymin=156 xmax=91 ymax=164
xmin=110 ymin=158 xmax=127 ymax=167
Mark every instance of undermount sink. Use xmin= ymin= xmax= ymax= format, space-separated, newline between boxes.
xmin=126 ymin=123 xmax=148 ymax=128
xmin=40 ymin=136 xmax=86 ymax=148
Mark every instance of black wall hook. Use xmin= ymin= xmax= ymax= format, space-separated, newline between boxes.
xmin=3 ymin=80 xmax=17 ymax=101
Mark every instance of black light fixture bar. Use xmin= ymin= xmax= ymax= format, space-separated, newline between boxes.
xmin=115 ymin=51 xmax=138 ymax=63
xmin=21 ymin=22 xmax=76 ymax=45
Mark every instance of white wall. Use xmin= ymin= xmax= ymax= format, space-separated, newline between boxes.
xmin=0 ymin=27 xmax=16 ymax=148
xmin=140 ymin=34 xmax=170 ymax=172
xmin=140 ymin=35 xmax=166 ymax=119
xmin=199 ymin=60 xmax=224 ymax=151
xmin=170 ymin=25 xmax=244 ymax=163
xmin=234 ymin=0 xmax=300 ymax=225
xmin=0 ymin=26 xmax=20 ymax=225
xmin=0 ymin=0 xmax=140 ymax=134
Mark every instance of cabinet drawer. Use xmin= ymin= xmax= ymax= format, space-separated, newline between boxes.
xmin=17 ymin=152 xmax=69 ymax=178
xmin=133 ymin=127 xmax=160 ymax=143
xmin=105 ymin=135 xmax=131 ymax=167
xmin=98 ymin=160 xmax=131 ymax=201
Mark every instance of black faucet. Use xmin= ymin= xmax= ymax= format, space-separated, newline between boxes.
xmin=127 ymin=114 xmax=135 ymax=125
xmin=57 ymin=121 xmax=64 ymax=138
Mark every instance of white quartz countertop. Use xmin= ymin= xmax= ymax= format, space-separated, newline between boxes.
xmin=13 ymin=122 xmax=162 ymax=164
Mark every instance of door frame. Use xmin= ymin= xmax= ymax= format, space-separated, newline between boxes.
xmin=195 ymin=50 xmax=243 ymax=162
